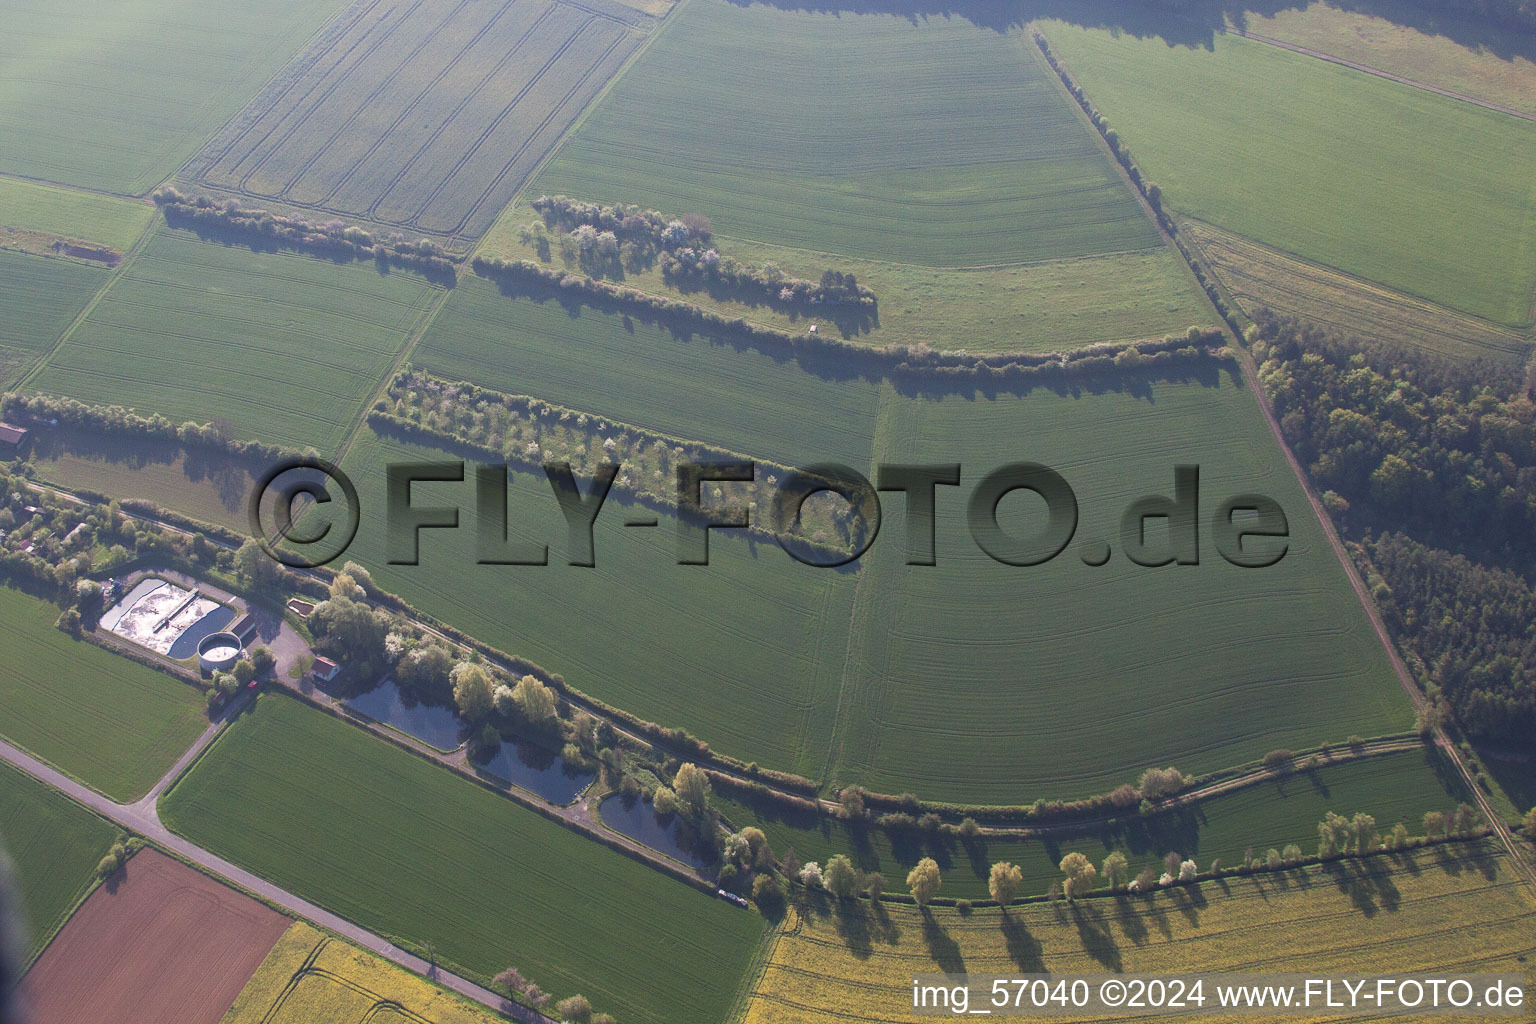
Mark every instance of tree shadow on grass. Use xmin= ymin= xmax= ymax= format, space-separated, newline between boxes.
xmin=1070 ymin=901 xmax=1123 ymax=970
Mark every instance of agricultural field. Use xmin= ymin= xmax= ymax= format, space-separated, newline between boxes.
xmin=1230 ymin=3 xmax=1536 ymax=117
xmin=718 ymin=747 xmax=1469 ymax=902
xmin=223 ymin=922 xmax=512 ymax=1024
xmin=27 ymin=428 xmax=263 ymax=534
xmin=25 ymin=228 xmax=442 ymax=452
xmin=833 ymin=364 xmax=1409 ymax=803
xmin=0 ymin=0 xmax=354 ymax=195
xmin=191 ymin=0 xmax=649 ymax=244
xmin=1039 ymin=22 xmax=1536 ymax=325
xmin=21 ymin=848 xmax=291 ymax=1024
xmin=1183 ymin=220 xmax=1533 ymax=363
xmin=366 ymin=292 xmax=1411 ymax=803
xmin=412 ymin=275 xmax=886 ymax=467
xmin=0 ymin=250 xmax=106 ymax=388
xmin=160 ymin=694 xmax=767 ymax=1024
xmin=743 ymin=842 xmax=1536 ymax=1024
xmin=477 ymin=212 xmax=1215 ymax=355
xmin=0 ymin=761 xmax=117 ymax=961
xmin=532 ymin=0 xmax=1157 ymax=266
xmin=0 ymin=177 xmax=154 ymax=252
xmin=0 ymin=585 xmax=209 ymax=802
xmin=339 ymin=424 xmax=860 ymax=779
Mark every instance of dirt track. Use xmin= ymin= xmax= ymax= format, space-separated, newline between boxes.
xmin=20 ymin=848 xmax=290 ymax=1024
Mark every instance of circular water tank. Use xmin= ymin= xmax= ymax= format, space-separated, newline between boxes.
xmin=197 ymin=631 xmax=243 ymax=675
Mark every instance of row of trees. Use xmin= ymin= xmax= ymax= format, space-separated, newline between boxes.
xmin=151 ymin=189 xmax=456 ymax=282
xmin=659 ymin=248 xmax=876 ymax=309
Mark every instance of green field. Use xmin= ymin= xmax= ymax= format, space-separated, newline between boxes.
xmin=26 ymin=228 xmax=442 ymax=451
xmin=1039 ymin=23 xmax=1536 ymax=325
xmin=0 ymin=761 xmax=117 ymax=961
xmin=719 ymin=747 xmax=1467 ymax=901
xmin=193 ymin=0 xmax=646 ymax=242
xmin=0 ymin=585 xmax=210 ymax=802
xmin=0 ymin=0 xmax=353 ymax=195
xmin=0 ymin=177 xmax=154 ymax=250
xmin=366 ymin=281 xmax=1410 ymax=803
xmin=160 ymin=694 xmax=765 ymax=1024
xmin=533 ymin=0 xmax=1157 ymax=267
xmin=0 ymin=249 xmax=106 ymax=387
xmin=414 ymin=276 xmax=885 ymax=467
xmin=340 ymin=425 xmax=859 ymax=779
xmin=27 ymin=429 xmax=262 ymax=534
xmin=746 ymin=842 xmax=1536 ymax=1024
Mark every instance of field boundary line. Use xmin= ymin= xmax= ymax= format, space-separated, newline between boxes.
xmin=1038 ymin=25 xmax=1536 ymax=887
xmin=332 ymin=282 xmax=453 ymax=463
xmin=1219 ymin=22 xmax=1536 ymax=124
xmin=13 ymin=217 xmax=161 ymax=392
xmin=470 ymin=0 xmax=695 ymax=260
xmin=1180 ymin=215 xmax=1536 ymax=343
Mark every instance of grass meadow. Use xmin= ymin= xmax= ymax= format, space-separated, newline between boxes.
xmin=160 ymin=694 xmax=766 ymax=1024
xmin=0 ymin=250 xmax=106 ymax=388
xmin=0 ymin=0 xmax=353 ymax=195
xmin=193 ymin=0 xmax=646 ymax=243
xmin=532 ymin=0 xmax=1158 ymax=267
xmin=0 ymin=585 xmax=209 ymax=802
xmin=27 ymin=429 xmax=263 ymax=534
xmin=1235 ymin=2 xmax=1536 ymax=117
xmin=0 ymin=178 xmax=154 ymax=251
xmin=1040 ymin=23 xmax=1536 ymax=325
xmin=0 ymin=761 xmax=118 ymax=962
xmin=718 ymin=747 xmax=1468 ymax=902
xmin=744 ymin=842 xmax=1536 ymax=1024
xmin=27 ymin=228 xmax=441 ymax=452
xmin=477 ymin=214 xmax=1215 ymax=355
xmin=1184 ymin=219 xmax=1532 ymax=363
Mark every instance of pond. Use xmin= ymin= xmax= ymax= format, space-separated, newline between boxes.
xmin=598 ymin=793 xmax=718 ymax=871
xmin=470 ymin=735 xmax=596 ymax=805
xmin=342 ymin=678 xmax=465 ymax=751
xmin=166 ymin=604 xmax=236 ymax=660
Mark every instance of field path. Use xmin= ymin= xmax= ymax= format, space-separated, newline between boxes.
xmin=0 ymin=737 xmax=554 ymax=1024
xmin=1228 ymin=343 xmax=1536 ymax=888
xmin=1221 ymin=24 xmax=1536 ymax=123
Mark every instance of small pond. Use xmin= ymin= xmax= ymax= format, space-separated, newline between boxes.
xmin=343 ymin=678 xmax=465 ymax=751
xmin=167 ymin=604 xmax=236 ymax=660
xmin=598 ymin=793 xmax=718 ymax=871
xmin=471 ymin=736 xmax=595 ymax=805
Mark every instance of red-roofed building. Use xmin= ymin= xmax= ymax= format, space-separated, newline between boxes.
xmin=0 ymin=423 xmax=28 ymax=449
xmin=310 ymin=656 xmax=340 ymax=682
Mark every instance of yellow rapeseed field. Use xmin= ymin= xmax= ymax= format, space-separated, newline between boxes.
xmin=745 ymin=843 xmax=1536 ymax=1024
xmin=222 ymin=923 xmax=506 ymax=1024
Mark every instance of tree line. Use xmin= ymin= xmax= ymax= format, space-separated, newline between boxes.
xmin=1250 ymin=313 xmax=1536 ymax=744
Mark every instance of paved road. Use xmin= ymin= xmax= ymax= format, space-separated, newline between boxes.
xmin=0 ymin=738 xmax=550 ymax=1024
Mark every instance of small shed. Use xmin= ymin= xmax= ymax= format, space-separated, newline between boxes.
xmin=311 ymin=656 xmax=341 ymax=682
xmin=0 ymin=423 xmax=28 ymax=449
xmin=228 ymin=611 xmax=259 ymax=643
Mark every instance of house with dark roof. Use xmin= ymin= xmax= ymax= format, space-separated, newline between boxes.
xmin=0 ymin=423 xmax=28 ymax=449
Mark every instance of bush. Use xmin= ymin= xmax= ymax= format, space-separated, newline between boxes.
xmin=1263 ymin=749 xmax=1295 ymax=771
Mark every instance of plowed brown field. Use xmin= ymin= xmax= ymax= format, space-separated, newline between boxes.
xmin=21 ymin=848 xmax=289 ymax=1024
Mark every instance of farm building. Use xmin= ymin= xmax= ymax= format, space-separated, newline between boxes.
xmin=228 ymin=612 xmax=258 ymax=644
xmin=311 ymin=656 xmax=340 ymax=682
xmin=0 ymin=422 xmax=28 ymax=449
